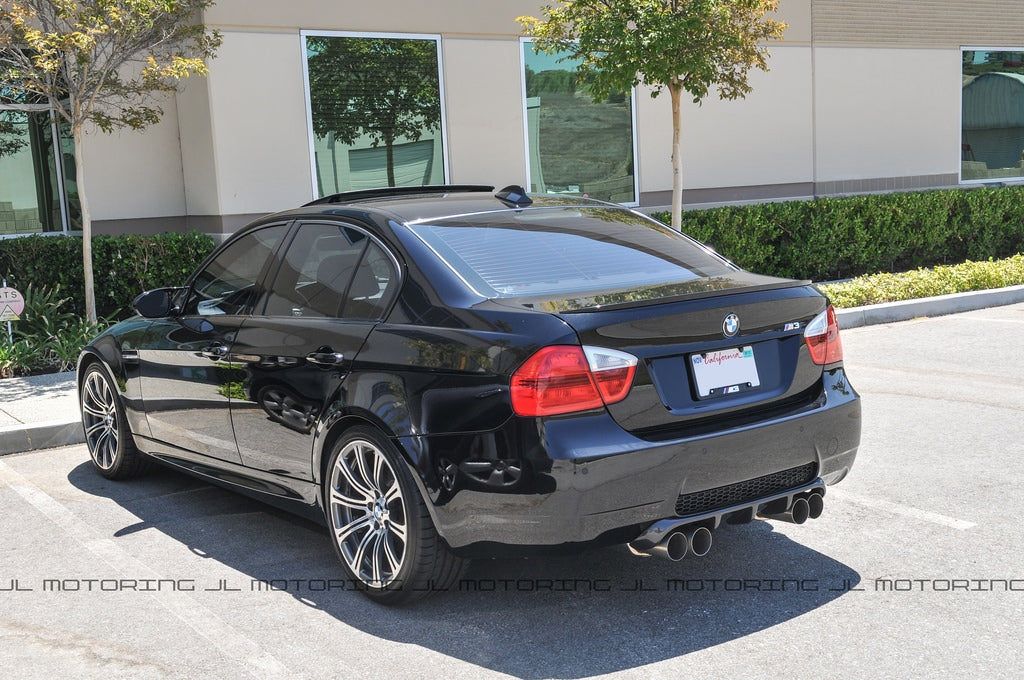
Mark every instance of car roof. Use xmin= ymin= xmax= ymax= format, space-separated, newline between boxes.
xmin=262 ymin=185 xmax=615 ymax=227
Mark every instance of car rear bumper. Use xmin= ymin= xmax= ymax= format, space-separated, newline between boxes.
xmin=407 ymin=368 xmax=860 ymax=556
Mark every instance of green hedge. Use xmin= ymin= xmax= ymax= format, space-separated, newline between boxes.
xmin=0 ymin=232 xmax=216 ymax=320
xmin=819 ymin=254 xmax=1024 ymax=308
xmin=653 ymin=186 xmax=1024 ymax=281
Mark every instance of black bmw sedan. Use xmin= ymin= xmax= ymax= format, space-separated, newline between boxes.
xmin=78 ymin=185 xmax=860 ymax=603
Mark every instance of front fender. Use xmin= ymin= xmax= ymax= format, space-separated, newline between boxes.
xmin=77 ymin=318 xmax=153 ymax=438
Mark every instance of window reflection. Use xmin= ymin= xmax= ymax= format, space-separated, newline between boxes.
xmin=304 ymin=34 xmax=446 ymax=196
xmin=522 ymin=42 xmax=637 ymax=204
xmin=0 ymin=109 xmax=76 ymax=234
xmin=962 ymin=50 xmax=1024 ymax=182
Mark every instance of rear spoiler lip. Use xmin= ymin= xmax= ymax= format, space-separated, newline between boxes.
xmin=492 ymin=276 xmax=814 ymax=314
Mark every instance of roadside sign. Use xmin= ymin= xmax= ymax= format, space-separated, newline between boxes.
xmin=0 ymin=286 xmax=24 ymax=322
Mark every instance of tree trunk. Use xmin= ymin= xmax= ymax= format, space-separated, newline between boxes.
xmin=73 ymin=124 xmax=97 ymax=323
xmin=385 ymin=137 xmax=396 ymax=187
xmin=669 ymin=79 xmax=684 ymax=232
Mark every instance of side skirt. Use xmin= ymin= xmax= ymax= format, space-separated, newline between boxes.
xmin=133 ymin=435 xmax=325 ymax=525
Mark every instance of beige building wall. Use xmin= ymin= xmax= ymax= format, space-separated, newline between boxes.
xmin=203 ymin=30 xmax=313 ymax=217
xmin=636 ymin=46 xmax=815 ymax=202
xmin=176 ymin=75 xmax=220 ymax=218
xmin=779 ymin=0 xmax=811 ymax=45
xmin=813 ymin=1 xmax=1024 ymax=47
xmin=76 ymin=0 xmax=1016 ymax=233
xmin=682 ymin=45 xmax=814 ymax=191
xmin=638 ymin=0 xmax=813 ymax=203
xmin=813 ymin=47 xmax=961 ymax=184
xmin=442 ymin=38 xmax=528 ymax=189
xmin=83 ymin=98 xmax=186 ymax=228
xmin=204 ymin=0 xmax=544 ymax=37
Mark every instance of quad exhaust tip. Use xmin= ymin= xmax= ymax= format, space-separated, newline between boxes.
xmin=630 ymin=490 xmax=825 ymax=561
xmin=760 ymin=491 xmax=825 ymax=524
xmin=631 ymin=525 xmax=713 ymax=561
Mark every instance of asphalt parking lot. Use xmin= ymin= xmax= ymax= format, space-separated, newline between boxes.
xmin=2 ymin=303 xmax=1023 ymax=679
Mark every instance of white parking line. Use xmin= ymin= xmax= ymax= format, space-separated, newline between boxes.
xmin=828 ymin=488 xmax=976 ymax=530
xmin=0 ymin=459 xmax=298 ymax=679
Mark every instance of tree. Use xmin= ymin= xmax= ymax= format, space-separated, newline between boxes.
xmin=519 ymin=0 xmax=786 ymax=231
xmin=0 ymin=0 xmax=220 ymax=322
xmin=306 ymin=36 xmax=441 ymax=189
xmin=0 ymin=114 xmax=26 ymax=158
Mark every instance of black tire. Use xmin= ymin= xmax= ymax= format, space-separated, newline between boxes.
xmin=324 ymin=426 xmax=464 ymax=604
xmin=80 ymin=363 xmax=150 ymax=480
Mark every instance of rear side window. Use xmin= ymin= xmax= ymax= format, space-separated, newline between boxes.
xmin=262 ymin=222 xmax=397 ymax=319
xmin=406 ymin=207 xmax=733 ymax=298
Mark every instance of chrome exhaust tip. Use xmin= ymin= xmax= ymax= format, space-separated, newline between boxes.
xmin=685 ymin=526 xmax=713 ymax=557
xmin=630 ymin=531 xmax=689 ymax=561
xmin=761 ymin=496 xmax=811 ymax=524
xmin=629 ymin=525 xmax=713 ymax=561
xmin=791 ymin=497 xmax=810 ymax=524
xmin=653 ymin=531 xmax=689 ymax=561
xmin=807 ymin=492 xmax=824 ymax=520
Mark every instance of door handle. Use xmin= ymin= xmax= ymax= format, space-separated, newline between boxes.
xmin=306 ymin=351 xmax=345 ymax=367
xmin=201 ymin=345 xmax=229 ymax=360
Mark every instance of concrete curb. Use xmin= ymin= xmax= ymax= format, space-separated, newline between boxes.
xmin=835 ymin=284 xmax=1024 ymax=329
xmin=0 ymin=419 xmax=83 ymax=455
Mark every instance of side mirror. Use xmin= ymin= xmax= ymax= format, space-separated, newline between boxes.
xmin=133 ymin=288 xmax=179 ymax=318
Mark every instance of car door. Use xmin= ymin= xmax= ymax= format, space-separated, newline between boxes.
xmin=228 ymin=220 xmax=400 ymax=479
xmin=137 ymin=223 xmax=289 ymax=463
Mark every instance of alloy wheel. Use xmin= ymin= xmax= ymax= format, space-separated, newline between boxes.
xmin=328 ymin=438 xmax=408 ymax=588
xmin=82 ymin=369 xmax=119 ymax=470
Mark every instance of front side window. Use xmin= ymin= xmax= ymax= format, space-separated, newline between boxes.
xmin=183 ymin=225 xmax=287 ymax=316
xmin=521 ymin=41 xmax=638 ymax=205
xmin=962 ymin=49 xmax=1024 ymax=182
xmin=302 ymin=32 xmax=447 ymax=197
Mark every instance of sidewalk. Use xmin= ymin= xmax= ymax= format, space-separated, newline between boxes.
xmin=2 ymin=283 xmax=1024 ymax=456
xmin=0 ymin=370 xmax=80 ymax=455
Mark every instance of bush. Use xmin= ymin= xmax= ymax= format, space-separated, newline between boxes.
xmin=0 ymin=231 xmax=216 ymax=320
xmin=653 ymin=186 xmax=1024 ymax=281
xmin=819 ymin=254 xmax=1024 ymax=308
xmin=0 ymin=338 xmax=36 ymax=378
xmin=0 ymin=283 xmax=112 ymax=375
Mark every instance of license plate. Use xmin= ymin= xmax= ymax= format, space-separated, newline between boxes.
xmin=690 ymin=346 xmax=761 ymax=398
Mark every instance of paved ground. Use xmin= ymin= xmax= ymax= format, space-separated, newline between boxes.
xmin=1 ymin=303 xmax=1023 ymax=678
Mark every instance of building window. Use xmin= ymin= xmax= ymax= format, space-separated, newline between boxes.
xmin=521 ymin=40 xmax=638 ymax=205
xmin=961 ymin=49 xmax=1024 ymax=182
xmin=0 ymin=108 xmax=78 ymax=236
xmin=302 ymin=32 xmax=447 ymax=197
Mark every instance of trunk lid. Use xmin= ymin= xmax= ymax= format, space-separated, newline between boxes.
xmin=535 ymin=276 xmax=829 ymax=437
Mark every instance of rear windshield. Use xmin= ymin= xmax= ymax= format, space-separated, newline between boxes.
xmin=405 ymin=207 xmax=735 ymax=298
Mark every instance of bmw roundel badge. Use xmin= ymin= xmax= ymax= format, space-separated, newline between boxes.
xmin=723 ymin=313 xmax=740 ymax=338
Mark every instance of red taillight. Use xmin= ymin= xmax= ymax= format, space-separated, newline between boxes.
xmin=804 ymin=306 xmax=844 ymax=365
xmin=510 ymin=345 xmax=638 ymax=417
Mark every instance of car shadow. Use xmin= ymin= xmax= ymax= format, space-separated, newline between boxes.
xmin=69 ymin=460 xmax=860 ymax=679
